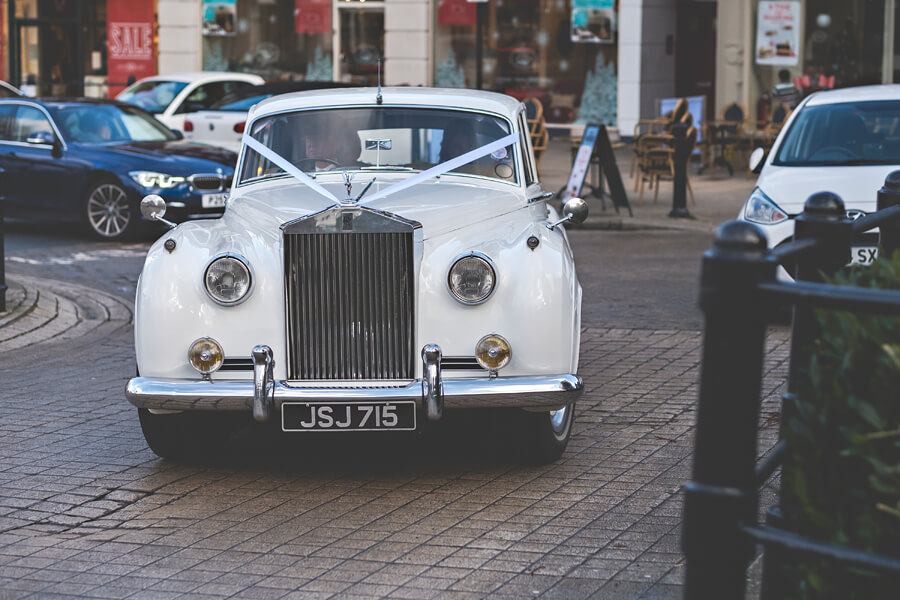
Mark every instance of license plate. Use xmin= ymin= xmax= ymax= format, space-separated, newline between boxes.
xmin=282 ymin=401 xmax=416 ymax=432
xmin=201 ymin=193 xmax=228 ymax=209
xmin=851 ymin=246 xmax=878 ymax=265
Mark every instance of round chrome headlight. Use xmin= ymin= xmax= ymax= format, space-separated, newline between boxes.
xmin=204 ymin=254 xmax=252 ymax=305
xmin=448 ymin=253 xmax=496 ymax=305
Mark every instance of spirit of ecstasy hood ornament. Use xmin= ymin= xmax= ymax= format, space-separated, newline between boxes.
xmin=342 ymin=171 xmax=354 ymax=203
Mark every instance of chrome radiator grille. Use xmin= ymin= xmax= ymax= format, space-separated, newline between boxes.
xmin=283 ymin=208 xmax=416 ymax=380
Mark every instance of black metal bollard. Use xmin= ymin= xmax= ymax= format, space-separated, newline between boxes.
xmin=669 ymin=121 xmax=691 ymax=219
xmin=877 ymin=170 xmax=900 ymax=258
xmin=683 ymin=221 xmax=776 ymax=600
xmin=0 ymin=198 xmax=6 ymax=313
xmin=787 ymin=192 xmax=851 ymax=394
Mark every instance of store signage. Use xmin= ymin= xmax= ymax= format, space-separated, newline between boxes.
xmin=571 ymin=0 xmax=615 ymax=43
xmin=562 ymin=124 xmax=631 ymax=216
xmin=107 ymin=0 xmax=156 ymax=97
xmin=755 ymin=2 xmax=800 ymax=66
xmin=295 ymin=0 xmax=331 ymax=34
xmin=440 ymin=0 xmax=477 ymax=25
xmin=203 ymin=0 xmax=237 ymax=36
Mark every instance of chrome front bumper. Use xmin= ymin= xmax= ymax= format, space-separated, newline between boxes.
xmin=126 ymin=344 xmax=583 ymax=422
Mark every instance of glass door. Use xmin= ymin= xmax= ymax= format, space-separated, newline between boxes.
xmin=337 ymin=3 xmax=384 ymax=85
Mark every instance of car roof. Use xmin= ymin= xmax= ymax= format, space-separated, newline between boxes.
xmin=0 ymin=81 xmax=22 ymax=96
xmin=133 ymin=72 xmax=264 ymax=84
xmin=250 ymin=87 xmax=524 ymax=121
xmin=1 ymin=97 xmax=131 ymax=107
xmin=210 ymin=81 xmax=353 ymax=109
xmin=804 ymin=84 xmax=900 ymax=106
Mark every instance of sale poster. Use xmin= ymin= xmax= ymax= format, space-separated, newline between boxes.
xmin=107 ymin=0 xmax=156 ymax=97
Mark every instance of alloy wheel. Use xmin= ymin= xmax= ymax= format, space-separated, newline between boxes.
xmin=87 ymin=183 xmax=131 ymax=238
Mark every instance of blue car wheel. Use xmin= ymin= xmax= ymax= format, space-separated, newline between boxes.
xmin=84 ymin=179 xmax=137 ymax=240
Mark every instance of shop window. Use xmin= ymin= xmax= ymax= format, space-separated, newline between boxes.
xmin=202 ymin=1 xmax=332 ymax=81
xmin=434 ymin=0 xmax=617 ymax=125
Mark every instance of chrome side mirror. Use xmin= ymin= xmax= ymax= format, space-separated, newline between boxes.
xmin=547 ymin=197 xmax=589 ymax=230
xmin=749 ymin=147 xmax=767 ymax=174
xmin=562 ymin=197 xmax=589 ymax=225
xmin=141 ymin=194 xmax=176 ymax=229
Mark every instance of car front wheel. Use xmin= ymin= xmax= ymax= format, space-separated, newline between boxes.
xmin=84 ymin=179 xmax=138 ymax=240
xmin=138 ymin=408 xmax=192 ymax=460
xmin=521 ymin=402 xmax=575 ymax=464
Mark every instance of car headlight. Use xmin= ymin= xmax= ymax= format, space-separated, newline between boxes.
xmin=130 ymin=171 xmax=186 ymax=189
xmin=204 ymin=254 xmax=252 ymax=305
xmin=744 ymin=188 xmax=788 ymax=225
xmin=448 ymin=253 xmax=496 ymax=305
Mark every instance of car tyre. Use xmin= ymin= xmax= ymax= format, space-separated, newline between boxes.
xmin=84 ymin=179 xmax=140 ymax=240
xmin=520 ymin=403 xmax=575 ymax=465
xmin=138 ymin=408 xmax=193 ymax=460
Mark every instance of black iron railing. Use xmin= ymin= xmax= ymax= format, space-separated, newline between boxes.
xmin=682 ymin=170 xmax=900 ymax=599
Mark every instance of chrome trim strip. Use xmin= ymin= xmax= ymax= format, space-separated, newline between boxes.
xmin=125 ymin=373 xmax=583 ymax=414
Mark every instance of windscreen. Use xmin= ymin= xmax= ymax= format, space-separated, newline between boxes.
xmin=117 ymin=80 xmax=188 ymax=114
xmin=51 ymin=104 xmax=176 ymax=144
xmin=774 ymin=100 xmax=900 ymax=166
xmin=239 ymin=107 xmax=517 ymax=184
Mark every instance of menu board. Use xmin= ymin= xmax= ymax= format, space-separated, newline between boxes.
xmin=755 ymin=2 xmax=800 ymax=66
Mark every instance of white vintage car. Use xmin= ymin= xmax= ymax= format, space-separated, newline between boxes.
xmin=126 ymin=87 xmax=586 ymax=463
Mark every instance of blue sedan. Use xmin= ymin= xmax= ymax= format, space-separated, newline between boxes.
xmin=0 ymin=98 xmax=237 ymax=240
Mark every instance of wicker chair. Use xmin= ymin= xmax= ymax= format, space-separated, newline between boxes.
xmin=524 ymin=97 xmax=549 ymax=167
xmin=637 ymin=125 xmax=697 ymax=206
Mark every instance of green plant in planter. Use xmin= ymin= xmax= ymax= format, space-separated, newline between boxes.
xmin=781 ymin=250 xmax=900 ymax=598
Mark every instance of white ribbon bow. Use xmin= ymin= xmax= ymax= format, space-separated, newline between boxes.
xmin=241 ymin=130 xmax=519 ymax=206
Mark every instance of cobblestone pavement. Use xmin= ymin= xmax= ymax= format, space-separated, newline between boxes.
xmin=0 ymin=285 xmax=790 ymax=599
xmin=0 ymin=166 xmax=782 ymax=598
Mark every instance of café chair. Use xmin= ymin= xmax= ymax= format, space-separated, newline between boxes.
xmin=524 ymin=97 xmax=549 ymax=166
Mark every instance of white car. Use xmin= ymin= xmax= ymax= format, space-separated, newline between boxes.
xmin=742 ymin=84 xmax=900 ymax=276
xmin=184 ymin=81 xmax=350 ymax=152
xmin=116 ymin=72 xmax=264 ymax=132
xmin=125 ymin=87 xmax=586 ymax=464
xmin=0 ymin=80 xmax=22 ymax=98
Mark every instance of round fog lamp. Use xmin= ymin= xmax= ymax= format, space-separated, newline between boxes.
xmin=188 ymin=337 xmax=224 ymax=375
xmin=475 ymin=334 xmax=511 ymax=370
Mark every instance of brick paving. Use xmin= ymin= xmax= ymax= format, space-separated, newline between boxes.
xmin=0 ymin=309 xmax=791 ymax=598
xmin=0 ymin=141 xmax=779 ymax=598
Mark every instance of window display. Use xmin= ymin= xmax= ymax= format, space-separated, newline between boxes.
xmin=434 ymin=0 xmax=618 ymax=125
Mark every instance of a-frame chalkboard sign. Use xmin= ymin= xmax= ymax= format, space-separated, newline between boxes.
xmin=560 ymin=123 xmax=632 ymax=217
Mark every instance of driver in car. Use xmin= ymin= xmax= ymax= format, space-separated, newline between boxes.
xmin=302 ymin=115 xmax=360 ymax=170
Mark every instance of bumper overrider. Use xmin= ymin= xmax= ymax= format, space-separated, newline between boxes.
xmin=126 ymin=344 xmax=583 ymax=422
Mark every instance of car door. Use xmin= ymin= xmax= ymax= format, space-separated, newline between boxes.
xmin=6 ymin=104 xmax=83 ymax=218
xmin=0 ymin=104 xmax=17 ymax=207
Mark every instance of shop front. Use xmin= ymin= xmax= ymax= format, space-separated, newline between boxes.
xmin=749 ymin=1 xmax=899 ymax=123
xmin=200 ymin=0 xmax=619 ymax=127
xmin=434 ymin=0 xmax=618 ymax=125
xmin=201 ymin=0 xmax=384 ymax=85
xmin=5 ymin=0 xmax=108 ymax=96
